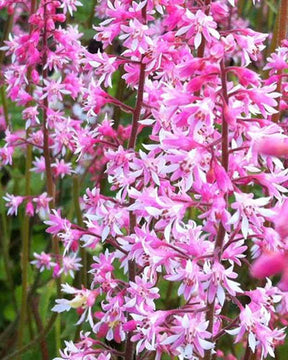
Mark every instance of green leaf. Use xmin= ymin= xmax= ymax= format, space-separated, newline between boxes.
xmin=38 ymin=280 xmax=57 ymax=323
xmin=3 ymin=303 xmax=16 ymax=321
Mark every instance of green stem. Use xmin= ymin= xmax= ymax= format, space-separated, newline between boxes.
xmin=0 ymin=14 xmax=13 ymax=65
xmin=0 ymin=177 xmax=16 ymax=311
xmin=0 ymin=86 xmax=9 ymax=127
xmin=16 ymin=144 xmax=32 ymax=358
xmin=272 ymin=0 xmax=288 ymax=122
xmin=55 ymin=316 xmax=61 ymax=357
xmin=87 ymin=0 xmax=98 ymax=28
xmin=268 ymin=10 xmax=280 ymax=59
xmin=0 ymin=14 xmax=14 ymax=128
xmin=113 ymin=66 xmax=126 ymax=129
xmin=16 ymin=0 xmax=38 ymax=354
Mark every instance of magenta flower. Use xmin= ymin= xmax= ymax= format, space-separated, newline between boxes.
xmin=61 ymin=0 xmax=83 ymax=16
xmin=31 ymin=252 xmax=56 ymax=272
xmin=163 ymin=314 xmax=214 ymax=358
xmin=227 ymin=305 xmax=285 ymax=358
xmin=176 ymin=9 xmax=220 ymax=49
xmin=3 ymin=193 xmax=24 ymax=216
xmin=203 ymin=261 xmax=243 ymax=306
xmin=45 ymin=209 xmax=71 ymax=235
xmin=41 ymin=78 xmax=71 ymax=104
xmin=165 ymin=260 xmax=203 ymax=300
xmin=126 ymin=276 xmax=160 ymax=311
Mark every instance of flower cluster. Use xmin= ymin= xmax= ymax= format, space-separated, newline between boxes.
xmin=2 ymin=0 xmax=288 ymax=359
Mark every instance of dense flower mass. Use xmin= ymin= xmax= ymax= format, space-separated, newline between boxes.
xmin=1 ymin=0 xmax=288 ymax=359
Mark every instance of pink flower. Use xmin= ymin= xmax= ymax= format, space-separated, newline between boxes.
xmin=163 ymin=314 xmax=214 ymax=358
xmin=264 ymin=47 xmax=288 ymax=74
xmin=203 ymin=261 xmax=243 ymax=306
xmin=41 ymin=78 xmax=71 ymax=103
xmin=120 ymin=18 xmax=153 ymax=54
xmin=165 ymin=260 xmax=202 ymax=300
xmin=31 ymin=156 xmax=46 ymax=177
xmin=94 ymin=294 xmax=127 ymax=343
xmin=130 ymin=309 xmax=169 ymax=354
xmin=33 ymin=193 xmax=53 ymax=218
xmin=22 ymin=106 xmax=40 ymax=128
xmin=126 ymin=276 xmax=160 ymax=311
xmin=52 ymin=159 xmax=74 ymax=178
xmin=45 ymin=210 xmax=71 ymax=235
xmin=61 ymin=0 xmax=83 ymax=16
xmin=176 ymin=9 xmax=220 ymax=49
xmin=0 ymin=146 xmax=14 ymax=165
xmin=3 ymin=193 xmax=24 ymax=216
xmin=25 ymin=201 xmax=35 ymax=217
xmin=55 ymin=254 xmax=82 ymax=278
xmin=31 ymin=252 xmax=56 ymax=272
xmin=227 ymin=305 xmax=285 ymax=358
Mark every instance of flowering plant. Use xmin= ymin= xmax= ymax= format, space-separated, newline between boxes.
xmin=1 ymin=0 xmax=288 ymax=359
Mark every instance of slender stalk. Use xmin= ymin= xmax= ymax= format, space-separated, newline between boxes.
xmin=0 ymin=13 xmax=14 ymax=129
xmin=55 ymin=316 xmax=61 ymax=357
xmin=113 ymin=66 xmax=126 ymax=129
xmin=196 ymin=0 xmax=211 ymax=58
xmin=126 ymin=13 xmax=147 ymax=282
xmin=220 ymin=60 xmax=229 ymax=173
xmin=127 ymin=61 xmax=146 ymax=149
xmin=16 ymin=144 xmax=32 ymax=358
xmin=16 ymin=0 xmax=38 ymax=356
xmin=73 ymin=176 xmax=87 ymax=287
xmin=204 ymin=59 xmax=229 ymax=360
xmin=41 ymin=2 xmax=62 ymax=355
xmin=124 ymin=6 xmax=147 ymax=360
xmin=0 ymin=86 xmax=9 ymax=127
xmin=0 ymin=177 xmax=17 ymax=311
xmin=242 ymin=343 xmax=252 ymax=360
xmin=125 ymin=59 xmax=146 ymax=360
xmin=42 ymin=1 xmax=61 ymax=296
xmin=237 ymin=0 xmax=245 ymax=16
xmin=41 ymin=2 xmax=55 ymax=204
xmin=31 ymin=298 xmax=49 ymax=360
xmin=0 ymin=14 xmax=13 ymax=65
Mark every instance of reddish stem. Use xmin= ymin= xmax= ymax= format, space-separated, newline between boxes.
xmin=124 ymin=6 xmax=147 ymax=360
xmin=196 ymin=0 xmax=211 ymax=58
xmin=204 ymin=59 xmax=230 ymax=360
